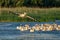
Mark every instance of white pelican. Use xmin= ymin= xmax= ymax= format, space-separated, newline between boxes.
xmin=17 ymin=12 xmax=37 ymax=21
xmin=10 ymin=11 xmax=37 ymax=21
xmin=18 ymin=12 xmax=27 ymax=17
xmin=16 ymin=26 xmax=25 ymax=31
xmin=30 ymin=28 xmax=34 ymax=32
xmin=34 ymin=24 xmax=41 ymax=31
xmin=56 ymin=25 xmax=60 ymax=30
xmin=47 ymin=26 xmax=54 ymax=31
xmin=41 ymin=27 xmax=47 ymax=31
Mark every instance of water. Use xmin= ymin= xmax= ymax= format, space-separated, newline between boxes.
xmin=0 ymin=22 xmax=60 ymax=40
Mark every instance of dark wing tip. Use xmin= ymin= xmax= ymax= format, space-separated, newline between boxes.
xmin=9 ymin=11 xmax=19 ymax=15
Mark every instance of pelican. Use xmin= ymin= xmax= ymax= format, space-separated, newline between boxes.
xmin=9 ymin=11 xmax=37 ymax=21
xmin=47 ymin=25 xmax=55 ymax=31
xmin=41 ymin=27 xmax=47 ymax=31
xmin=30 ymin=28 xmax=34 ymax=32
xmin=18 ymin=12 xmax=27 ymax=17
xmin=56 ymin=25 xmax=60 ymax=30
xmin=17 ymin=12 xmax=37 ymax=21
xmin=34 ymin=24 xmax=41 ymax=31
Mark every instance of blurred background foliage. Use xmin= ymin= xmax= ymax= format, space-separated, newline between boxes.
xmin=0 ymin=0 xmax=60 ymax=7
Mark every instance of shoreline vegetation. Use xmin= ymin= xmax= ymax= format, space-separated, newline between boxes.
xmin=0 ymin=0 xmax=60 ymax=22
xmin=0 ymin=0 xmax=60 ymax=7
xmin=0 ymin=7 xmax=60 ymax=22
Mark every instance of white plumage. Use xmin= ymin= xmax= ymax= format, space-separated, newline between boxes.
xmin=18 ymin=12 xmax=27 ymax=17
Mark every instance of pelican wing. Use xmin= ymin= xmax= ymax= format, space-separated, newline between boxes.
xmin=9 ymin=11 xmax=19 ymax=15
xmin=26 ymin=16 xmax=36 ymax=21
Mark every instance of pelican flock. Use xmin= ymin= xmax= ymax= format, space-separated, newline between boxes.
xmin=16 ymin=24 xmax=60 ymax=32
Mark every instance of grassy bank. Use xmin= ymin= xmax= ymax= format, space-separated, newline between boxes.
xmin=0 ymin=7 xmax=60 ymax=22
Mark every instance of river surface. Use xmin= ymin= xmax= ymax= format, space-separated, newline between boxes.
xmin=0 ymin=22 xmax=60 ymax=40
